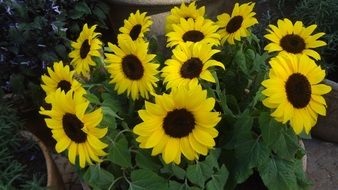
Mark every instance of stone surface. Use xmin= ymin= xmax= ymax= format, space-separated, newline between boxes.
xmin=311 ymin=79 xmax=338 ymax=143
xmin=304 ymin=138 xmax=338 ymax=190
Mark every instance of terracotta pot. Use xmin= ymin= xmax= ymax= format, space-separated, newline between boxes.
xmin=311 ymin=79 xmax=338 ymax=143
xmin=20 ymin=131 xmax=65 ymax=190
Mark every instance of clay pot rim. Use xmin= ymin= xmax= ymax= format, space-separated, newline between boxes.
xmin=105 ymin=0 xmax=194 ymax=6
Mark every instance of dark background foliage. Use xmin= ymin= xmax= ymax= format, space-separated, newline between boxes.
xmin=0 ymin=0 xmax=113 ymax=108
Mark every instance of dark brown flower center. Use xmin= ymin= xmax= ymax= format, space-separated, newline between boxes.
xmin=226 ymin=16 xmax=243 ymax=33
xmin=80 ymin=39 xmax=90 ymax=59
xmin=122 ymin=54 xmax=144 ymax=80
xmin=62 ymin=113 xmax=87 ymax=143
xmin=182 ymin=30 xmax=204 ymax=43
xmin=57 ymin=80 xmax=71 ymax=92
xmin=280 ymin=34 xmax=306 ymax=54
xmin=163 ymin=109 xmax=195 ymax=138
xmin=180 ymin=57 xmax=203 ymax=79
xmin=129 ymin=24 xmax=142 ymax=41
xmin=285 ymin=73 xmax=311 ymax=108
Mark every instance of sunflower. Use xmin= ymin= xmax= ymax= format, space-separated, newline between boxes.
xmin=69 ymin=24 xmax=102 ymax=77
xmin=105 ymin=35 xmax=159 ymax=100
xmin=133 ymin=84 xmax=221 ymax=164
xmin=216 ymin=2 xmax=258 ymax=45
xmin=264 ymin=18 xmax=326 ymax=60
xmin=261 ymin=53 xmax=332 ymax=134
xmin=119 ymin=10 xmax=153 ymax=42
xmin=162 ymin=42 xmax=224 ymax=89
xmin=166 ymin=16 xmax=220 ymax=48
xmin=166 ymin=1 xmax=205 ymax=32
xmin=41 ymin=61 xmax=85 ymax=104
xmin=40 ymin=90 xmax=108 ymax=168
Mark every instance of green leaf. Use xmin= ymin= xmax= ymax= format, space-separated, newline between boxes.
xmin=234 ymin=50 xmax=249 ymax=75
xmin=186 ymin=163 xmax=205 ymax=188
xmin=84 ymin=93 xmax=101 ymax=105
xmin=294 ymin=159 xmax=313 ymax=189
xmin=225 ymin=112 xmax=253 ymax=148
xmin=234 ymin=138 xmax=270 ymax=183
xmin=102 ymin=106 xmax=123 ymax=120
xmin=75 ymin=2 xmax=91 ymax=14
xmin=135 ymin=149 xmax=161 ymax=172
xmin=102 ymin=92 xmax=123 ymax=113
xmin=83 ymin=166 xmax=115 ymax=190
xmin=129 ymin=169 xmax=169 ymax=190
xmin=171 ymin=164 xmax=186 ymax=180
xmin=259 ymin=112 xmax=282 ymax=147
xmin=204 ymin=149 xmax=221 ymax=170
xmin=206 ymin=165 xmax=229 ymax=190
xmin=259 ymin=112 xmax=299 ymax=160
xmin=169 ymin=181 xmax=185 ymax=190
xmin=258 ymin=157 xmax=297 ymax=190
xmin=108 ymin=135 xmax=131 ymax=168
xmin=54 ymin=44 xmax=67 ymax=60
xmin=186 ymin=161 xmax=213 ymax=188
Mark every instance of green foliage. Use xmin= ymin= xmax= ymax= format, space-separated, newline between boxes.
xmin=0 ymin=101 xmax=45 ymax=189
xmin=83 ymin=166 xmax=115 ymax=190
xmin=0 ymin=0 xmax=111 ymax=108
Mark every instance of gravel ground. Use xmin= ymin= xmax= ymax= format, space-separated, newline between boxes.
xmin=304 ymin=138 xmax=338 ymax=190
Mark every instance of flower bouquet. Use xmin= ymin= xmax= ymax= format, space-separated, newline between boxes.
xmin=39 ymin=1 xmax=330 ymax=189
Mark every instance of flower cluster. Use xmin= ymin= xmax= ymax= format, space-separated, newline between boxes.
xmin=39 ymin=1 xmax=330 ymax=181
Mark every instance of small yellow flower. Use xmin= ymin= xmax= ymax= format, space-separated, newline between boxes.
xmin=69 ymin=24 xmax=102 ymax=77
xmin=264 ymin=18 xmax=326 ymax=60
xmin=262 ymin=53 xmax=331 ymax=134
xmin=162 ymin=42 xmax=224 ymax=89
xmin=40 ymin=90 xmax=108 ymax=168
xmin=216 ymin=2 xmax=258 ymax=45
xmin=105 ymin=36 xmax=159 ymax=100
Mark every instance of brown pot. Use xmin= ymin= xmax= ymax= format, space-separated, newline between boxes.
xmin=311 ymin=79 xmax=338 ymax=143
xmin=20 ymin=131 xmax=65 ymax=190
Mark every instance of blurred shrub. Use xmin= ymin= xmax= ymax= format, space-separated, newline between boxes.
xmin=0 ymin=0 xmax=111 ymax=108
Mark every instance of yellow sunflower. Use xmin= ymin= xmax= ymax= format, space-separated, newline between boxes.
xmin=105 ymin=35 xmax=159 ymax=100
xmin=119 ymin=10 xmax=153 ymax=42
xmin=261 ymin=53 xmax=332 ymax=134
xmin=166 ymin=1 xmax=205 ymax=32
xmin=264 ymin=18 xmax=326 ymax=60
xmin=133 ymin=84 xmax=221 ymax=164
xmin=40 ymin=90 xmax=108 ymax=168
xmin=216 ymin=2 xmax=258 ymax=45
xmin=69 ymin=24 xmax=102 ymax=77
xmin=166 ymin=16 xmax=220 ymax=48
xmin=41 ymin=61 xmax=85 ymax=104
xmin=162 ymin=42 xmax=224 ymax=89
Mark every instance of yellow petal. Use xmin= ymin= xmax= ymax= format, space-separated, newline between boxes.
xmin=87 ymin=134 xmax=108 ymax=149
xmin=163 ymin=138 xmax=180 ymax=164
xmin=68 ymin=142 xmax=77 ymax=164
xmin=55 ymin=137 xmax=71 ymax=153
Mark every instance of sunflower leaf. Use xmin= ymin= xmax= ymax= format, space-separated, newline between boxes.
xmin=83 ymin=165 xmax=115 ymax=190
xmin=129 ymin=169 xmax=169 ymax=190
xmin=259 ymin=112 xmax=300 ymax=160
xmin=258 ymin=157 xmax=298 ymax=190
xmin=233 ymin=138 xmax=270 ymax=183
xmin=205 ymin=165 xmax=229 ymax=190
xmin=186 ymin=161 xmax=213 ymax=188
xmin=135 ymin=149 xmax=161 ymax=172
xmin=107 ymin=134 xmax=131 ymax=168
